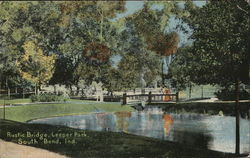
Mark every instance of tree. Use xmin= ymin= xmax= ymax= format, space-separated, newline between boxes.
xmin=169 ymin=46 xmax=204 ymax=99
xmin=0 ymin=2 xmax=65 ymax=93
xmin=117 ymin=20 xmax=162 ymax=91
xmin=101 ymin=67 xmax=123 ymax=96
xmin=0 ymin=2 xmax=31 ymax=92
xmin=0 ymin=1 xmax=124 ymax=92
xmin=49 ymin=56 xmax=77 ymax=89
xmin=126 ymin=3 xmax=180 ymax=87
xmin=55 ymin=1 xmax=126 ymax=90
xmin=16 ymin=41 xmax=56 ymax=94
xmin=169 ymin=47 xmax=193 ymax=91
xmin=73 ymin=20 xmax=121 ymax=91
xmin=179 ymin=0 xmax=250 ymax=154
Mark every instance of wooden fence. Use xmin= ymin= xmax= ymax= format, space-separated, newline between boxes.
xmin=122 ymin=92 xmax=179 ymax=105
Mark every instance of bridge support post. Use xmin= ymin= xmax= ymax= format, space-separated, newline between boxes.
xmin=148 ymin=91 xmax=152 ymax=104
xmin=122 ymin=93 xmax=127 ymax=105
xmin=176 ymin=92 xmax=179 ymax=102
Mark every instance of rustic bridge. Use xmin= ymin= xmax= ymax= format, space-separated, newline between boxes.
xmin=121 ymin=92 xmax=179 ymax=105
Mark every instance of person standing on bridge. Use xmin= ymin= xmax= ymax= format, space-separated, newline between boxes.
xmin=162 ymin=88 xmax=172 ymax=102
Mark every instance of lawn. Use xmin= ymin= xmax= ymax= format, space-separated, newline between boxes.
xmin=0 ymin=99 xmax=133 ymax=122
xmin=179 ymin=84 xmax=219 ymax=100
xmin=0 ymin=98 xmax=31 ymax=105
xmin=0 ymin=119 xmax=234 ymax=158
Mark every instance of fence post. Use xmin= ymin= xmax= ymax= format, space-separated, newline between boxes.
xmin=148 ymin=91 xmax=152 ymax=104
xmin=3 ymin=95 xmax=5 ymax=120
xmin=122 ymin=93 xmax=127 ymax=105
xmin=176 ymin=92 xmax=179 ymax=102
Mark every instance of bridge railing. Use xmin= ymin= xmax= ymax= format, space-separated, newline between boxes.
xmin=122 ymin=91 xmax=179 ymax=105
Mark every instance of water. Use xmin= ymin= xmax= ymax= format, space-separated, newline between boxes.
xmin=29 ymin=108 xmax=250 ymax=154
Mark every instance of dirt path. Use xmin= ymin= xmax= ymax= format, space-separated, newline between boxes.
xmin=0 ymin=139 xmax=68 ymax=158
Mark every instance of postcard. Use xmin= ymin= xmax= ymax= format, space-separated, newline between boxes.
xmin=0 ymin=1 xmax=249 ymax=158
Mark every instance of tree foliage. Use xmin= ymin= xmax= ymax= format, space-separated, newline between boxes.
xmin=180 ymin=0 xmax=250 ymax=86
xmin=169 ymin=47 xmax=194 ymax=91
xmin=0 ymin=1 xmax=182 ymax=92
xmin=117 ymin=20 xmax=162 ymax=90
xmin=16 ymin=41 xmax=56 ymax=87
xmin=126 ymin=3 xmax=180 ymax=57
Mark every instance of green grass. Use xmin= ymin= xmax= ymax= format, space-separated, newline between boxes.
xmin=0 ymin=98 xmax=30 ymax=105
xmin=0 ymin=119 xmax=234 ymax=158
xmin=0 ymin=100 xmax=133 ymax=122
xmin=179 ymin=84 xmax=219 ymax=99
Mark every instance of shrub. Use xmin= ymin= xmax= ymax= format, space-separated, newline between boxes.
xmin=215 ymin=88 xmax=250 ymax=101
xmin=30 ymin=95 xmax=39 ymax=102
xmin=30 ymin=94 xmax=67 ymax=102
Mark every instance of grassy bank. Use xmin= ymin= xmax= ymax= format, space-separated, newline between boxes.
xmin=0 ymin=98 xmax=30 ymax=105
xmin=0 ymin=119 xmax=234 ymax=158
xmin=0 ymin=100 xmax=133 ymax=122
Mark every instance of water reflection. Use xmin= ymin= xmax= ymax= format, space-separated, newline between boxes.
xmin=114 ymin=112 xmax=131 ymax=132
xmin=163 ymin=114 xmax=174 ymax=136
xmin=29 ymin=108 xmax=250 ymax=154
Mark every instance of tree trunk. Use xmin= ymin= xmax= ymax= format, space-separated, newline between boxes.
xmin=54 ymin=85 xmax=57 ymax=95
xmin=22 ymin=88 xmax=25 ymax=99
xmin=36 ymin=84 xmax=41 ymax=96
xmin=176 ymin=91 xmax=179 ymax=102
xmin=235 ymin=78 xmax=240 ymax=155
xmin=76 ymin=86 xmax=80 ymax=96
xmin=37 ymin=87 xmax=40 ymax=96
xmin=5 ymin=78 xmax=10 ymax=98
xmin=161 ymin=59 xmax=164 ymax=87
xmin=7 ymin=87 xmax=10 ymax=98
xmin=100 ymin=9 xmax=103 ymax=42
xmin=201 ymin=86 xmax=204 ymax=99
xmin=3 ymin=97 xmax=5 ymax=119
xmin=189 ymin=83 xmax=192 ymax=99
xmin=69 ymin=85 xmax=73 ymax=95
xmin=35 ymin=84 xmax=37 ymax=95
xmin=99 ymin=1 xmax=104 ymax=43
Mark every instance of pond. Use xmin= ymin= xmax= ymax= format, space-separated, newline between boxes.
xmin=28 ymin=108 xmax=250 ymax=154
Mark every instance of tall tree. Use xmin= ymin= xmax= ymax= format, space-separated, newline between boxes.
xmin=126 ymin=3 xmax=180 ymax=87
xmin=117 ymin=20 xmax=162 ymax=90
xmin=180 ymin=0 xmax=250 ymax=154
xmin=16 ymin=41 xmax=56 ymax=94
xmin=0 ymin=2 xmax=29 ymax=91
xmin=55 ymin=1 xmax=126 ymax=90
xmin=0 ymin=2 xmax=63 ymax=91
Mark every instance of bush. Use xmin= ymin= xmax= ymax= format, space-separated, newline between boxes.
xmin=30 ymin=95 xmax=39 ymax=102
xmin=215 ymin=88 xmax=250 ymax=101
xmin=30 ymin=94 xmax=67 ymax=102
